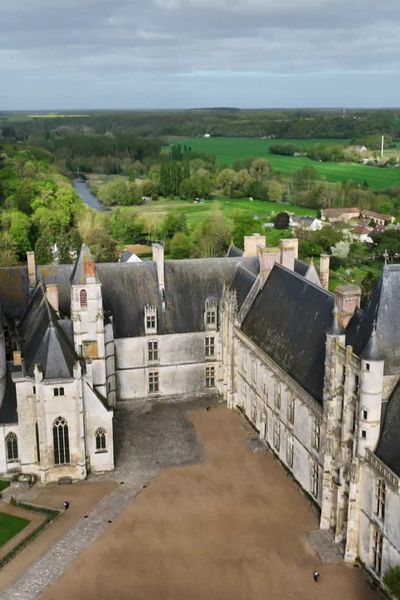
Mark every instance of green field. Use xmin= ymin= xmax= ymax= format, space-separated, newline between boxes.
xmin=0 ymin=480 xmax=10 ymax=492
xmin=0 ymin=512 xmax=30 ymax=547
xmin=134 ymin=197 xmax=316 ymax=232
xmin=175 ymin=137 xmax=400 ymax=190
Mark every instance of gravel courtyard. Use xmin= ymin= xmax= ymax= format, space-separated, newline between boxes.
xmin=40 ymin=402 xmax=378 ymax=600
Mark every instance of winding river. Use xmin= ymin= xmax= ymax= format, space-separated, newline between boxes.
xmin=73 ymin=179 xmax=107 ymax=212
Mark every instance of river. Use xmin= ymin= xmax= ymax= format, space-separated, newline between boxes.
xmin=73 ymin=179 xmax=107 ymax=212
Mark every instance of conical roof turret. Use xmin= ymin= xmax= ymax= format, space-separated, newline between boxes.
xmin=361 ymin=322 xmax=383 ymax=361
xmin=328 ymin=303 xmax=345 ymax=336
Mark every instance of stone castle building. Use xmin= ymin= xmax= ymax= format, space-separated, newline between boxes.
xmin=0 ymin=235 xmax=399 ymax=584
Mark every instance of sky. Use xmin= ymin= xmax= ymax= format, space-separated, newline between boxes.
xmin=1 ymin=0 xmax=400 ymax=110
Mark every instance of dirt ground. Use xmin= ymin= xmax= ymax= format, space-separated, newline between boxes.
xmin=0 ymin=480 xmax=115 ymax=593
xmin=41 ymin=407 xmax=378 ymax=600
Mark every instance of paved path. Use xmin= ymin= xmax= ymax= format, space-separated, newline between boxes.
xmin=0 ymin=396 xmax=214 ymax=600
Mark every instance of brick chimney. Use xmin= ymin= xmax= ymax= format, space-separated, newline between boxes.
xmin=258 ymin=247 xmax=280 ymax=288
xmin=46 ymin=283 xmax=59 ymax=313
xmin=335 ymin=284 xmax=361 ymax=328
xmin=26 ymin=251 xmax=37 ymax=288
xmin=319 ymin=254 xmax=330 ymax=290
xmin=244 ymin=234 xmax=266 ymax=257
xmin=279 ymin=239 xmax=296 ymax=271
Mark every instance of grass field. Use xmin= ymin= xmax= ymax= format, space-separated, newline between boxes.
xmin=174 ymin=137 xmax=400 ymax=190
xmin=0 ymin=480 xmax=10 ymax=492
xmin=0 ymin=512 xmax=30 ymax=547
xmin=134 ymin=197 xmax=317 ymax=232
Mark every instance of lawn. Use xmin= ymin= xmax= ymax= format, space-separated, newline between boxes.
xmin=0 ymin=480 xmax=10 ymax=492
xmin=134 ymin=197 xmax=317 ymax=231
xmin=0 ymin=512 xmax=30 ymax=547
xmin=174 ymin=137 xmax=400 ymax=190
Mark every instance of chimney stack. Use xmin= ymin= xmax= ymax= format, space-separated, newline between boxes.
xmin=244 ymin=234 xmax=266 ymax=257
xmin=26 ymin=251 xmax=37 ymax=288
xmin=258 ymin=247 xmax=280 ymax=288
xmin=335 ymin=284 xmax=361 ymax=328
xmin=46 ymin=283 xmax=59 ymax=313
xmin=279 ymin=239 xmax=296 ymax=271
xmin=319 ymin=254 xmax=330 ymax=290
xmin=152 ymin=243 xmax=165 ymax=296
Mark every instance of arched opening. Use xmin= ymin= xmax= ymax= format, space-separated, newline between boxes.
xmin=80 ymin=289 xmax=88 ymax=308
xmin=53 ymin=417 xmax=70 ymax=465
xmin=95 ymin=428 xmax=106 ymax=451
xmin=6 ymin=432 xmax=18 ymax=461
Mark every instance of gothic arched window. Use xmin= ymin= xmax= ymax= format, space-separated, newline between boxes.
xmin=53 ymin=417 xmax=70 ymax=465
xmin=80 ymin=289 xmax=88 ymax=308
xmin=95 ymin=428 xmax=106 ymax=451
xmin=6 ymin=432 xmax=18 ymax=461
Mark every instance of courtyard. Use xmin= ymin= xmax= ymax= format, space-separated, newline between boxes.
xmin=35 ymin=401 xmax=377 ymax=600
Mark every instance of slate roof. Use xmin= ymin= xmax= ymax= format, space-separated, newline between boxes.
xmin=70 ymin=244 xmax=98 ymax=285
xmin=97 ymin=257 xmax=255 ymax=337
xmin=18 ymin=283 xmax=78 ymax=378
xmin=229 ymin=264 xmax=258 ymax=308
xmin=0 ymin=364 xmax=18 ymax=425
xmin=376 ymin=380 xmax=400 ymax=476
xmin=346 ymin=265 xmax=400 ymax=374
xmin=226 ymin=244 xmax=244 ymax=258
xmin=242 ymin=264 xmax=335 ymax=403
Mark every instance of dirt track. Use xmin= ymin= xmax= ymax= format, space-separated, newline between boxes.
xmin=41 ymin=406 xmax=377 ymax=600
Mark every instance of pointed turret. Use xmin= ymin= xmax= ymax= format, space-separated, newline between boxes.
xmin=329 ymin=303 xmax=345 ymax=337
xmin=360 ymin=322 xmax=383 ymax=362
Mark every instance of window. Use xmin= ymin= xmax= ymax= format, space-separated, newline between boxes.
xmin=363 ymin=409 xmax=368 ymax=420
xmin=361 ymin=430 xmax=367 ymax=439
xmin=354 ymin=374 xmax=360 ymax=394
xmin=6 ymin=432 xmax=18 ymax=462
xmin=273 ymin=420 xmax=280 ymax=451
xmin=33 ymin=385 xmax=36 ymax=394
xmin=35 ymin=422 xmax=40 ymax=462
xmin=366 ymin=363 xmax=370 ymax=372
xmin=149 ymin=370 xmax=159 ymax=394
xmin=148 ymin=340 xmax=159 ymax=362
xmin=53 ymin=417 xmax=70 ymax=465
xmin=372 ymin=526 xmax=383 ymax=576
xmin=205 ymin=365 xmax=215 ymax=388
xmin=205 ymin=298 xmax=218 ymax=329
xmin=263 ymin=408 xmax=268 ymax=441
xmin=251 ymin=394 xmax=257 ymax=423
xmin=95 ymin=428 xmax=107 ymax=451
xmin=311 ymin=461 xmax=319 ymax=498
xmin=375 ymin=479 xmax=386 ymax=521
xmin=287 ymin=396 xmax=295 ymax=424
xmin=251 ymin=361 xmax=257 ymax=384
xmin=144 ymin=306 xmax=157 ymax=334
xmin=287 ymin=437 xmax=294 ymax=468
xmin=53 ymin=387 xmax=65 ymax=397
xmin=274 ymin=383 xmax=281 ymax=410
xmin=79 ymin=289 xmax=88 ymax=308
xmin=205 ymin=336 xmax=215 ymax=357
xmin=312 ymin=419 xmax=321 ymax=452
xmin=341 ymin=366 xmax=346 ymax=385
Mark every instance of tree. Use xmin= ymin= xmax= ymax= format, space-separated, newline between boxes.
xmin=169 ymin=232 xmax=191 ymax=259
xmin=250 ymin=158 xmax=271 ymax=182
xmin=274 ymin=212 xmax=290 ymax=229
xmin=111 ymin=207 xmax=143 ymax=243
xmin=217 ymin=169 xmax=238 ymax=197
xmin=268 ymin=180 xmax=284 ymax=203
xmin=193 ymin=209 xmax=231 ymax=257
xmin=0 ymin=232 xmax=18 ymax=266
xmin=9 ymin=211 xmax=31 ymax=259
xmin=161 ymin=212 xmax=188 ymax=240
xmin=34 ymin=234 xmax=53 ymax=264
xmin=231 ymin=210 xmax=259 ymax=248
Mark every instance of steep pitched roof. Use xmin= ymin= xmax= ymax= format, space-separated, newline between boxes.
xmin=18 ymin=283 xmax=78 ymax=379
xmin=229 ymin=264 xmax=258 ymax=308
xmin=0 ymin=364 xmax=18 ymax=425
xmin=226 ymin=244 xmax=244 ymax=258
xmin=70 ymin=244 xmax=98 ymax=285
xmin=346 ymin=265 xmax=400 ymax=374
xmin=242 ymin=264 xmax=335 ymax=403
xmin=376 ymin=380 xmax=400 ymax=476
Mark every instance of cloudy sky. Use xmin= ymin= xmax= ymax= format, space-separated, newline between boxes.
xmin=1 ymin=0 xmax=399 ymax=110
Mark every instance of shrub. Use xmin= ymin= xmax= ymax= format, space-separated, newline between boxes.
xmin=384 ymin=565 xmax=400 ymax=599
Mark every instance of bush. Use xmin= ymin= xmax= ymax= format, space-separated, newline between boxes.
xmin=384 ymin=565 xmax=400 ymax=598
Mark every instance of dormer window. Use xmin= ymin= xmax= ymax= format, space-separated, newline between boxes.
xmin=144 ymin=305 xmax=157 ymax=334
xmin=205 ymin=298 xmax=218 ymax=330
xmin=80 ymin=289 xmax=88 ymax=308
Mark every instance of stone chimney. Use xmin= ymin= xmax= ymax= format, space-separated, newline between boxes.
xmin=152 ymin=243 xmax=165 ymax=295
xmin=46 ymin=283 xmax=59 ymax=313
xmin=279 ymin=239 xmax=296 ymax=271
xmin=258 ymin=247 xmax=280 ymax=288
xmin=319 ymin=254 xmax=330 ymax=290
xmin=335 ymin=284 xmax=361 ymax=328
xmin=244 ymin=234 xmax=266 ymax=257
xmin=26 ymin=251 xmax=36 ymax=288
